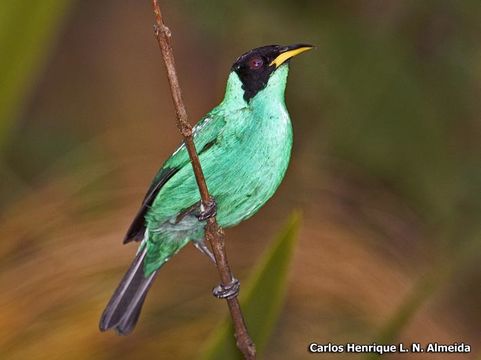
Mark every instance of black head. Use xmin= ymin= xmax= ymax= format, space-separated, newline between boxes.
xmin=232 ymin=44 xmax=313 ymax=102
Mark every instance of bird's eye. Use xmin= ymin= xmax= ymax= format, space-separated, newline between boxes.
xmin=248 ymin=57 xmax=264 ymax=70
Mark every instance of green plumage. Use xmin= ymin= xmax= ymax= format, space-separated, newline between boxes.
xmin=100 ymin=44 xmax=312 ymax=335
xmin=144 ymin=65 xmax=292 ymax=275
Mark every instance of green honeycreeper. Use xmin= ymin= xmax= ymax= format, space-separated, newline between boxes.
xmin=100 ymin=44 xmax=313 ymax=334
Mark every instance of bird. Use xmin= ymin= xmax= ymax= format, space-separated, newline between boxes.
xmin=99 ymin=43 xmax=313 ymax=335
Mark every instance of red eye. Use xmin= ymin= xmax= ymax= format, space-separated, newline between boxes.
xmin=249 ymin=57 xmax=264 ymax=70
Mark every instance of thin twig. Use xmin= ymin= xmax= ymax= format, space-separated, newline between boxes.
xmin=150 ymin=1 xmax=256 ymax=359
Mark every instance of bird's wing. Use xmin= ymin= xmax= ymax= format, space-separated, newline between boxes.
xmin=123 ymin=113 xmax=228 ymax=243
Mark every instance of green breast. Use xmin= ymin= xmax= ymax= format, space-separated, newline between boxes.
xmin=210 ymin=98 xmax=292 ymax=227
xmin=145 ymin=65 xmax=292 ymax=230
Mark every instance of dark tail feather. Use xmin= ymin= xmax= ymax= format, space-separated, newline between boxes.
xmin=99 ymin=247 xmax=157 ymax=335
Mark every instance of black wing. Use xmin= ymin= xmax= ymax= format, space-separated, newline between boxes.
xmin=123 ymin=167 xmax=179 ymax=243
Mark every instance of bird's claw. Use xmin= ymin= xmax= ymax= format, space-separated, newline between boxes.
xmin=153 ymin=24 xmax=171 ymax=38
xmin=197 ymin=197 xmax=217 ymax=221
xmin=212 ymin=278 xmax=240 ymax=299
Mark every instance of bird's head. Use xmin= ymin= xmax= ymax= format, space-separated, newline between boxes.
xmin=228 ymin=44 xmax=313 ymax=104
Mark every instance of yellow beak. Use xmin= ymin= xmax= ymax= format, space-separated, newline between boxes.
xmin=270 ymin=44 xmax=314 ymax=68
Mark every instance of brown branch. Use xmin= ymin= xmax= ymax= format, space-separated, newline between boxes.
xmin=150 ymin=1 xmax=256 ymax=359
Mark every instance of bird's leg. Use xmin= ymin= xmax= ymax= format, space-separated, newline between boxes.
xmin=196 ymin=196 xmax=217 ymax=221
xmin=193 ymin=239 xmax=216 ymax=264
xmin=193 ymin=239 xmax=240 ymax=299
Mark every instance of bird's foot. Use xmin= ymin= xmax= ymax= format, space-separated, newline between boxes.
xmin=212 ymin=278 xmax=240 ymax=299
xmin=197 ymin=197 xmax=217 ymax=221
xmin=153 ymin=24 xmax=171 ymax=38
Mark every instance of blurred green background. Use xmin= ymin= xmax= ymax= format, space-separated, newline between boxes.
xmin=1 ymin=1 xmax=480 ymax=359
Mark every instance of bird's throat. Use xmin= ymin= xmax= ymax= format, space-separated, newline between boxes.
xmin=222 ymin=64 xmax=289 ymax=110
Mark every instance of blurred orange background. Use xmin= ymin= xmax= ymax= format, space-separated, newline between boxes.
xmin=1 ymin=1 xmax=480 ymax=359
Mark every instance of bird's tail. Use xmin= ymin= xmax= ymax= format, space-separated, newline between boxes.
xmin=99 ymin=247 xmax=157 ymax=335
